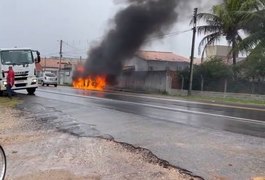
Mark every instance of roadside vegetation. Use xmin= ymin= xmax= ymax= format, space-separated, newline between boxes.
xmin=185 ymin=95 xmax=265 ymax=106
xmin=0 ymin=97 xmax=21 ymax=108
xmin=181 ymin=0 xmax=265 ymax=95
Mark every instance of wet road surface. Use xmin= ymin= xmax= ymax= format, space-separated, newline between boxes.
xmin=16 ymin=87 xmax=265 ymax=179
xmin=36 ymin=86 xmax=265 ymax=137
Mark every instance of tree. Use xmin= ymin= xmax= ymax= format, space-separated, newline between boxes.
xmin=198 ymin=57 xmax=233 ymax=80
xmin=238 ymin=0 xmax=265 ymax=57
xmin=239 ymin=51 xmax=265 ymax=81
xmin=179 ymin=57 xmax=233 ymax=91
xmin=195 ymin=0 xmax=256 ymax=65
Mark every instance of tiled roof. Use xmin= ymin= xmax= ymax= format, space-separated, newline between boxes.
xmin=136 ymin=50 xmax=189 ymax=63
xmin=40 ymin=58 xmax=78 ymax=68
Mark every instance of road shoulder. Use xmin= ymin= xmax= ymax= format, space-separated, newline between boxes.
xmin=0 ymin=102 xmax=199 ymax=180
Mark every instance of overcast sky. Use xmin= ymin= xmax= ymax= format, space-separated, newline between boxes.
xmin=0 ymin=0 xmax=222 ymax=59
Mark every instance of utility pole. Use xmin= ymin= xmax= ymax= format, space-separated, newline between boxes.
xmin=44 ymin=57 xmax=47 ymax=71
xmin=188 ymin=8 xmax=198 ymax=96
xmin=58 ymin=40 xmax=63 ymax=84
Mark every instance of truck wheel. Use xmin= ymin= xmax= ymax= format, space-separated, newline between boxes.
xmin=54 ymin=84 xmax=57 ymax=87
xmin=27 ymin=88 xmax=36 ymax=95
xmin=42 ymin=81 xmax=45 ymax=86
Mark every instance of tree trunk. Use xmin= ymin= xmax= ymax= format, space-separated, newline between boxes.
xmin=224 ymin=79 xmax=228 ymax=98
xmin=232 ymin=40 xmax=237 ymax=65
xmin=200 ymin=74 xmax=204 ymax=92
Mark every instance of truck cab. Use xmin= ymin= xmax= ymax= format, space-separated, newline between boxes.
xmin=0 ymin=48 xmax=41 ymax=95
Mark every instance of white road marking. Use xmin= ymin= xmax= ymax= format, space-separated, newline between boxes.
xmin=37 ymin=89 xmax=265 ymax=126
xmin=40 ymin=87 xmax=265 ymax=112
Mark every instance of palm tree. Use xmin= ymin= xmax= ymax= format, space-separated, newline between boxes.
xmin=238 ymin=0 xmax=265 ymax=57
xmin=195 ymin=0 xmax=256 ymax=65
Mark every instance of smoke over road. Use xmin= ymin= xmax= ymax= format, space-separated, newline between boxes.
xmin=74 ymin=0 xmax=221 ymax=84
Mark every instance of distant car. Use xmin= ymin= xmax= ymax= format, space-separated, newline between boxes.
xmin=39 ymin=72 xmax=58 ymax=87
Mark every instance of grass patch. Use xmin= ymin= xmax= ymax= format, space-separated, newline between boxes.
xmin=183 ymin=95 xmax=265 ymax=106
xmin=0 ymin=97 xmax=21 ymax=108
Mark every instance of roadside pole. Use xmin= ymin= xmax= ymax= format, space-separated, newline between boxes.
xmin=188 ymin=8 xmax=198 ymax=96
xmin=44 ymin=57 xmax=47 ymax=71
xmin=58 ymin=40 xmax=63 ymax=85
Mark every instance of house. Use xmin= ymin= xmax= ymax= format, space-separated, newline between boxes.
xmin=193 ymin=57 xmax=202 ymax=65
xmin=119 ymin=51 xmax=190 ymax=92
xmin=205 ymin=45 xmax=238 ymax=63
xmin=123 ymin=50 xmax=190 ymax=72
xmin=205 ymin=45 xmax=233 ymax=61
xmin=39 ymin=57 xmax=79 ymax=84
xmin=205 ymin=45 xmax=247 ymax=64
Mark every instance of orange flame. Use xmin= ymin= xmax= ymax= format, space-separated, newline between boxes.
xmin=73 ymin=76 xmax=107 ymax=91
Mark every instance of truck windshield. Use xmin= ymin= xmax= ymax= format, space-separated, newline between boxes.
xmin=0 ymin=50 xmax=33 ymax=65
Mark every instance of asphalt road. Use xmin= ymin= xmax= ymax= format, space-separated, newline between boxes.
xmin=16 ymin=86 xmax=265 ymax=179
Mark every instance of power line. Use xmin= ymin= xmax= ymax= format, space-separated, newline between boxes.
xmin=43 ymin=29 xmax=192 ymax=58
xmin=146 ymin=29 xmax=192 ymax=42
xmin=62 ymin=41 xmax=86 ymax=51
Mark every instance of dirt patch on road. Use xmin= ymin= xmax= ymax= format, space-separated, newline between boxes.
xmin=14 ymin=170 xmax=100 ymax=180
xmin=0 ymin=107 xmax=199 ymax=180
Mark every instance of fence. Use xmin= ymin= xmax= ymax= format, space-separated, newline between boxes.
xmin=117 ymin=71 xmax=265 ymax=101
xmin=180 ymin=75 xmax=265 ymax=95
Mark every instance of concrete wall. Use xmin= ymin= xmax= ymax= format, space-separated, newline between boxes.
xmin=118 ymin=71 xmax=171 ymax=93
xmin=124 ymin=57 xmax=189 ymax=72
xmin=205 ymin=45 xmax=234 ymax=63
xmin=206 ymin=45 xmax=232 ymax=57
xmin=124 ymin=57 xmax=148 ymax=71
xmin=147 ymin=61 xmax=188 ymax=71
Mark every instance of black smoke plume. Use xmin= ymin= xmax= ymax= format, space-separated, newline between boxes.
xmin=74 ymin=0 xmax=179 ymax=83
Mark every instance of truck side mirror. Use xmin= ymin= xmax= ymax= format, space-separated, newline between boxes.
xmin=36 ymin=51 xmax=41 ymax=63
xmin=32 ymin=50 xmax=41 ymax=63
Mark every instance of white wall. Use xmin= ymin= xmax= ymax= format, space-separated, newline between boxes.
xmin=124 ymin=57 xmax=148 ymax=71
xmin=205 ymin=45 xmax=234 ymax=62
xmin=147 ymin=61 xmax=189 ymax=71
xmin=124 ymin=57 xmax=189 ymax=72
xmin=118 ymin=71 xmax=171 ymax=93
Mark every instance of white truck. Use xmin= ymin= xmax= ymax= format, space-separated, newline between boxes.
xmin=0 ymin=48 xmax=41 ymax=95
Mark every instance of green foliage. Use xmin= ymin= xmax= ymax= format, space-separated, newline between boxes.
xmin=179 ymin=57 xmax=233 ymax=91
xmin=239 ymin=51 xmax=265 ymax=80
xmin=195 ymin=0 xmax=247 ymax=64
xmin=195 ymin=0 xmax=265 ymax=65
xmin=0 ymin=97 xmax=21 ymax=107
xmin=237 ymin=0 xmax=265 ymax=56
xmin=197 ymin=57 xmax=233 ymax=79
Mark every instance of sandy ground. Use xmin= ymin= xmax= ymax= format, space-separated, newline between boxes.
xmin=0 ymin=107 xmax=198 ymax=180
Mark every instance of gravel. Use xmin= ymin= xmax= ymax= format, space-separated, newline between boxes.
xmin=0 ymin=107 xmax=198 ymax=180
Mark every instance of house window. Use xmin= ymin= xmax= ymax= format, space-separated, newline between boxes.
xmin=148 ymin=66 xmax=154 ymax=71
xmin=65 ymin=71 xmax=70 ymax=76
xmin=179 ymin=66 xmax=183 ymax=71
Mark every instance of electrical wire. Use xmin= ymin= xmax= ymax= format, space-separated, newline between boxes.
xmin=44 ymin=28 xmax=192 ymax=58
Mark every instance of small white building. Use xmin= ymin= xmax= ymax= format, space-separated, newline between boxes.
xmin=205 ymin=45 xmax=247 ymax=64
xmin=205 ymin=45 xmax=236 ymax=63
xmin=124 ymin=50 xmax=190 ymax=72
